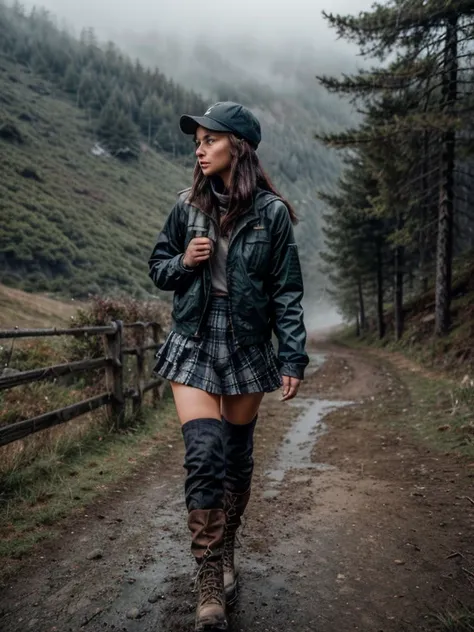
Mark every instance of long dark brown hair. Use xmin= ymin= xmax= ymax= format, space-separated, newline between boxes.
xmin=188 ymin=134 xmax=298 ymax=235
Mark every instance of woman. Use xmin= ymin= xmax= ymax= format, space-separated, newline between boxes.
xmin=148 ymin=101 xmax=308 ymax=632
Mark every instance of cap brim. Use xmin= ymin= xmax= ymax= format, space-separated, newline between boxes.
xmin=179 ymin=115 xmax=233 ymax=136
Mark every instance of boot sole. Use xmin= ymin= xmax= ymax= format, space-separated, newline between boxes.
xmin=195 ymin=623 xmax=228 ymax=631
xmin=195 ymin=612 xmax=228 ymax=631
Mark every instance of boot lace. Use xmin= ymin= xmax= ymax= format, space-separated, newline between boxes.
xmin=193 ymin=548 xmax=224 ymax=606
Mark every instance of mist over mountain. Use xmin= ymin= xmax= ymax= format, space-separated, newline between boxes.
xmin=22 ymin=0 xmax=373 ymax=45
xmin=8 ymin=0 xmax=370 ymax=320
xmin=105 ymin=3 xmax=367 ymax=314
xmin=117 ymin=28 xmax=359 ymax=302
xmin=123 ymin=32 xmax=357 ymax=125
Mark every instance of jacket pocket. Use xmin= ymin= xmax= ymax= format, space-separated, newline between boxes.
xmin=173 ymin=277 xmax=200 ymax=323
xmin=243 ymin=231 xmax=271 ymax=272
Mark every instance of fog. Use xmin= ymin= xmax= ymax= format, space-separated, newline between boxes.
xmin=22 ymin=0 xmax=375 ymax=94
xmin=304 ymin=302 xmax=344 ymax=334
xmin=22 ymin=0 xmax=373 ymax=48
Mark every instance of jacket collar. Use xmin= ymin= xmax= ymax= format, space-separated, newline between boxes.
xmin=183 ymin=187 xmax=282 ymax=245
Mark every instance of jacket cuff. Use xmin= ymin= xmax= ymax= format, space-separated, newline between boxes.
xmin=178 ymin=255 xmax=195 ymax=272
xmin=280 ymin=363 xmax=305 ymax=380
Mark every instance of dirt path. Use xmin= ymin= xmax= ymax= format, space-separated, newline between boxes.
xmin=1 ymin=344 xmax=474 ymax=632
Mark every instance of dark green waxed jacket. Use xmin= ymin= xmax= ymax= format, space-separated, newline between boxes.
xmin=148 ymin=188 xmax=309 ymax=379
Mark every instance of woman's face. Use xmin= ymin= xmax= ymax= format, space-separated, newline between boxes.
xmin=195 ymin=126 xmax=233 ymax=184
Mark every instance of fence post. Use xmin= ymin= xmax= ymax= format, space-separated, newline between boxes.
xmin=132 ymin=324 xmax=145 ymax=419
xmin=151 ymin=323 xmax=161 ymax=407
xmin=106 ymin=320 xmax=125 ymax=430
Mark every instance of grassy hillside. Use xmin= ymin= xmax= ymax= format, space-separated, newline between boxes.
xmin=0 ymin=55 xmax=189 ymax=298
xmin=0 ymin=283 xmax=83 ymax=328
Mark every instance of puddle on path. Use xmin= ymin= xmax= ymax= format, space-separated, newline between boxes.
xmin=265 ymin=352 xmax=353 ymax=497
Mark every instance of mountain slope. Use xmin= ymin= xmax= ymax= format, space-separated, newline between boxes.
xmin=0 ymin=283 xmax=82 ymax=327
xmin=0 ymin=55 xmax=189 ymax=297
xmin=1 ymin=2 xmax=356 ymax=301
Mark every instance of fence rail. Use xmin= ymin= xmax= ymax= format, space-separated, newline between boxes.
xmin=0 ymin=393 xmax=112 ymax=446
xmin=0 ymin=320 xmax=163 ymax=448
xmin=0 ymin=357 xmax=115 ymax=391
xmin=0 ymin=324 xmax=117 ymax=339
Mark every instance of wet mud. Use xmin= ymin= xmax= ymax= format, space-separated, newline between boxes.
xmin=1 ymin=344 xmax=474 ymax=632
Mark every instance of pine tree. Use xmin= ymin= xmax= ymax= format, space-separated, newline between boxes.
xmin=319 ymin=0 xmax=474 ymax=335
xmin=63 ymin=63 xmax=80 ymax=94
xmin=97 ymin=101 xmax=140 ymax=160
xmin=77 ymin=69 xmax=100 ymax=110
xmin=320 ymin=154 xmax=389 ymax=338
xmin=140 ymin=94 xmax=163 ymax=145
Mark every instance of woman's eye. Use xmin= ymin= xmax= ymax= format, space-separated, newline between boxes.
xmin=207 ymin=138 xmax=215 ymax=145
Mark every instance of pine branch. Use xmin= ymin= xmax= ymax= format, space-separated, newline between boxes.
xmin=323 ymin=1 xmax=474 ymax=49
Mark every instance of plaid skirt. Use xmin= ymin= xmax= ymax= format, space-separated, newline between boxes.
xmin=152 ymin=296 xmax=282 ymax=395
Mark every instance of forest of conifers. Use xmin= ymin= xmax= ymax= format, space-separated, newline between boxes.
xmin=317 ymin=0 xmax=474 ymax=338
xmin=0 ymin=0 xmax=206 ymax=160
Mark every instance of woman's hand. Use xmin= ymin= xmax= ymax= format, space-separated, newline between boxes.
xmin=280 ymin=375 xmax=301 ymax=401
xmin=183 ymin=237 xmax=213 ymax=268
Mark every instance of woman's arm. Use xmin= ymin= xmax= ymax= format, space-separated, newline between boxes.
xmin=148 ymin=200 xmax=196 ymax=291
xmin=269 ymin=202 xmax=309 ymax=381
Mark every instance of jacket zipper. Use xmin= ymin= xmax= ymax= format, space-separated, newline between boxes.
xmin=192 ymin=208 xmax=259 ymax=339
xmin=225 ymin=217 xmax=260 ymax=342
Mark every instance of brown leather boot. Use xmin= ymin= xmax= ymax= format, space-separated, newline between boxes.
xmin=223 ymin=488 xmax=250 ymax=605
xmin=188 ymin=508 xmax=228 ymax=631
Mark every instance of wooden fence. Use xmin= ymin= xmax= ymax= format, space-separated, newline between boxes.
xmin=0 ymin=320 xmax=163 ymax=448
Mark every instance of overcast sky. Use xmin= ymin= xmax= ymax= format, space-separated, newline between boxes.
xmin=22 ymin=0 xmax=373 ymax=45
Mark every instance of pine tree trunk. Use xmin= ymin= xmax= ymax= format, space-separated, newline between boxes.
xmin=376 ymin=243 xmax=385 ymax=339
xmin=435 ymin=15 xmax=457 ymax=336
xmin=419 ymin=131 xmax=430 ymax=294
xmin=407 ymin=267 xmax=414 ymax=293
xmin=357 ymin=277 xmax=366 ymax=332
xmin=394 ymin=245 xmax=404 ymax=341
xmin=355 ymin=314 xmax=360 ymax=338
xmin=419 ymin=229 xmax=429 ymax=294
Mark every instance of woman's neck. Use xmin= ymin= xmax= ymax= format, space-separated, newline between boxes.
xmin=210 ymin=180 xmax=229 ymax=217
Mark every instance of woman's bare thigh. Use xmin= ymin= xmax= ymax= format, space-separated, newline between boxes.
xmin=170 ymin=383 xmax=265 ymax=426
xmin=170 ymin=382 xmax=221 ymax=425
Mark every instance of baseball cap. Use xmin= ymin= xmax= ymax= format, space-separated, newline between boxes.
xmin=180 ymin=101 xmax=261 ymax=149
